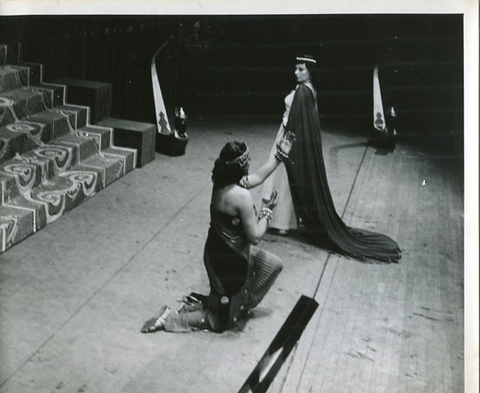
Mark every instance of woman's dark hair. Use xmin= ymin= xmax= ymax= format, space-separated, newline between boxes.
xmin=295 ymin=54 xmax=319 ymax=87
xmin=211 ymin=141 xmax=249 ymax=187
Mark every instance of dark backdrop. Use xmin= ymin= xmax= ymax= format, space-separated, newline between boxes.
xmin=0 ymin=14 xmax=463 ymax=148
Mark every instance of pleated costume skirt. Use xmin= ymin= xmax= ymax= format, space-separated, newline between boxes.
xmin=164 ymin=228 xmax=283 ymax=332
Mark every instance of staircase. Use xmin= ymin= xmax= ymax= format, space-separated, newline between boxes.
xmin=0 ymin=43 xmax=138 ymax=253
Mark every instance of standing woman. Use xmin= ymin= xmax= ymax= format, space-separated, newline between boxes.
xmin=141 ymin=136 xmax=294 ymax=333
xmin=262 ymin=54 xmax=401 ymax=263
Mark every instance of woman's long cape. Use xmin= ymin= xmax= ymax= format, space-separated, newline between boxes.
xmin=285 ymin=83 xmax=401 ymax=263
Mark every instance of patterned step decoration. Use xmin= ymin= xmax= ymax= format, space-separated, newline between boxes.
xmin=0 ymin=43 xmax=140 ymax=253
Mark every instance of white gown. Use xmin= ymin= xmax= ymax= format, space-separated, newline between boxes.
xmin=261 ymin=89 xmax=299 ymax=230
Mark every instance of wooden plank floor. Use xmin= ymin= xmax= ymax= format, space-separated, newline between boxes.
xmin=0 ymin=117 xmax=464 ymax=393
xmin=269 ymin=138 xmax=464 ymax=392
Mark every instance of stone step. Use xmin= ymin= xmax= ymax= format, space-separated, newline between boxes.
xmin=0 ymin=147 xmax=135 ymax=252
xmin=0 ymin=123 xmax=132 ymax=206
xmin=0 ymin=106 xmax=89 ymax=163
xmin=0 ymin=85 xmax=60 ymax=127
xmin=14 ymin=61 xmax=42 ymax=86
xmin=98 ymin=118 xmax=155 ymax=167
xmin=0 ymin=62 xmax=66 ymax=109
xmin=8 ymin=61 xmax=67 ymax=106
xmin=56 ymin=78 xmax=112 ymax=124
xmin=0 ymin=65 xmax=30 ymax=93
xmin=78 ymin=147 xmax=136 ymax=188
xmin=0 ymin=203 xmax=35 ymax=253
xmin=0 ymin=42 xmax=141 ymax=254
xmin=75 ymin=125 xmax=138 ymax=171
xmin=55 ymin=104 xmax=89 ymax=129
xmin=77 ymin=125 xmax=114 ymax=151
xmin=0 ymin=141 xmax=83 ymax=206
xmin=28 ymin=82 xmax=65 ymax=109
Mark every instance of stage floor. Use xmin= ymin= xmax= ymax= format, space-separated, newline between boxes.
xmin=0 ymin=116 xmax=464 ymax=393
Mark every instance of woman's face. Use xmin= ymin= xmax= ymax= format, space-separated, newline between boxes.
xmin=295 ymin=63 xmax=311 ymax=83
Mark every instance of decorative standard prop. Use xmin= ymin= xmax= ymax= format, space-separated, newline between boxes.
xmin=156 ymin=106 xmax=189 ymax=156
xmin=368 ymin=64 xmax=397 ymax=151
xmin=151 ymin=38 xmax=189 ymax=156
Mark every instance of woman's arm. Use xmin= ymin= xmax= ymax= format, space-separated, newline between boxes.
xmin=240 ymin=131 xmax=296 ymax=189
xmin=243 ymin=155 xmax=281 ymax=189
xmin=234 ymin=187 xmax=278 ymax=245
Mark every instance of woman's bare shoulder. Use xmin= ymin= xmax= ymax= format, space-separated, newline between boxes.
xmin=231 ymin=184 xmax=252 ymax=200
xmin=218 ymin=184 xmax=250 ymax=202
xmin=220 ymin=186 xmax=252 ymax=217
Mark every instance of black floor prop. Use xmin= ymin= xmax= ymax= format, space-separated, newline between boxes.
xmin=238 ymin=295 xmax=319 ymax=393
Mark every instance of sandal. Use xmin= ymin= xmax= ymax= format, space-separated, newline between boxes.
xmin=140 ymin=305 xmax=171 ymax=333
